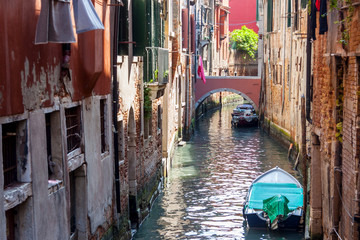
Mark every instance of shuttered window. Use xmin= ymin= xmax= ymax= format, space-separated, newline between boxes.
xmin=267 ymin=0 xmax=273 ymax=32
xmin=287 ymin=0 xmax=291 ymax=27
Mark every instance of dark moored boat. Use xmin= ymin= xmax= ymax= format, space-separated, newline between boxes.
xmin=231 ymin=104 xmax=258 ymax=127
xmin=243 ymin=166 xmax=303 ymax=230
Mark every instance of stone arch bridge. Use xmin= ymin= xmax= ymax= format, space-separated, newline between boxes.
xmin=195 ymin=76 xmax=261 ymax=110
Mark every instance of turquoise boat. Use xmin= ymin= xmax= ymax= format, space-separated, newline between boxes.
xmin=243 ymin=166 xmax=303 ymax=230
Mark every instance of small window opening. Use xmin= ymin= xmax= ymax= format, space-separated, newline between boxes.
xmin=157 ymin=105 xmax=162 ymax=130
xmin=100 ymin=99 xmax=107 ymax=153
xmin=144 ymin=114 xmax=152 ymax=139
xmin=65 ymin=106 xmax=82 ymax=154
xmin=2 ymin=123 xmax=18 ymax=188
xmin=46 ymin=111 xmax=63 ymax=182
xmin=6 ymin=209 xmax=15 ymax=240
xmin=118 ymin=121 xmax=125 ymax=160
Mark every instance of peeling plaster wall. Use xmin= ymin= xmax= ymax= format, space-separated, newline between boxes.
xmin=0 ymin=0 xmax=111 ymax=117
xmin=82 ymin=97 xmax=114 ymax=235
xmin=29 ymin=110 xmax=69 ymax=240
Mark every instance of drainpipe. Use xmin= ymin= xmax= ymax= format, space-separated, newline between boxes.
xmin=112 ymin=3 xmax=121 ymax=213
xmin=305 ymin=0 xmax=312 ymax=124
xmin=281 ymin=0 xmax=286 ymax=114
xmin=184 ymin=0 xmax=190 ymax=139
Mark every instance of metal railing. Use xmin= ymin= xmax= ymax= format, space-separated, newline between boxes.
xmin=145 ymin=47 xmax=169 ymax=85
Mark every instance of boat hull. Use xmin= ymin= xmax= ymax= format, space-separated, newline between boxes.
xmin=243 ymin=167 xmax=304 ymax=230
xmin=244 ymin=209 xmax=303 ymax=230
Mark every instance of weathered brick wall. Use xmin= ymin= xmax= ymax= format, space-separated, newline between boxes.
xmin=262 ymin=3 xmax=308 ymax=154
xmin=311 ymin=4 xmax=360 ymax=239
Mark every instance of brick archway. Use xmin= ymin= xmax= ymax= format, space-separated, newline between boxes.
xmin=195 ymin=88 xmax=258 ymax=111
xmin=195 ymin=76 xmax=261 ymax=110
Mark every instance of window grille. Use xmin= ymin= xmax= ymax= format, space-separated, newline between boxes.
xmin=65 ymin=106 xmax=82 ymax=153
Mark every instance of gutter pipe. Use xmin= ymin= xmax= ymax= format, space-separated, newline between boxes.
xmin=306 ymin=1 xmax=312 ymax=124
xmin=112 ymin=3 xmax=121 ymax=213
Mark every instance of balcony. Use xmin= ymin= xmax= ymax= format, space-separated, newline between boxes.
xmin=145 ymin=47 xmax=169 ymax=100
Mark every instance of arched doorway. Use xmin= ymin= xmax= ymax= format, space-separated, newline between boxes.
xmin=127 ymin=107 xmax=138 ymax=228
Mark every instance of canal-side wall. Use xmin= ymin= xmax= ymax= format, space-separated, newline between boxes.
xmin=261 ymin=117 xmax=303 ymax=164
xmin=309 ymin=4 xmax=360 ymax=239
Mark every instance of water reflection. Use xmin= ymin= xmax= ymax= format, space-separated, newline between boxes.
xmin=134 ymin=104 xmax=303 ymax=239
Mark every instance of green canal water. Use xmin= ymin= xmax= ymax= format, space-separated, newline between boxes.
xmin=133 ymin=104 xmax=304 ymax=240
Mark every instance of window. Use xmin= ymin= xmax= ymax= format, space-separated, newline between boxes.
xmin=2 ymin=123 xmax=17 ymax=188
xmin=118 ymin=0 xmax=129 ymax=55
xmin=157 ymin=105 xmax=162 ymax=130
xmin=267 ymin=0 xmax=273 ymax=32
xmin=301 ymin=0 xmax=307 ymax=8
xmin=46 ymin=111 xmax=63 ymax=181
xmin=144 ymin=114 xmax=152 ymax=139
xmin=100 ymin=99 xmax=107 ymax=153
xmin=65 ymin=106 xmax=82 ymax=154
xmin=118 ymin=121 xmax=125 ymax=160
xmin=294 ymin=0 xmax=299 ymax=30
xmin=220 ymin=10 xmax=226 ymax=39
xmin=287 ymin=0 xmax=291 ymax=27
xmin=6 ymin=209 xmax=15 ymax=240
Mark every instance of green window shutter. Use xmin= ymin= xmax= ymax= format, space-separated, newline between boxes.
xmin=301 ymin=0 xmax=307 ymax=8
xmin=133 ymin=0 xmax=147 ymax=56
xmin=118 ymin=0 xmax=129 ymax=55
xmin=256 ymin=0 xmax=259 ymax=21
xmin=267 ymin=0 xmax=273 ymax=32
xmin=287 ymin=0 xmax=291 ymax=27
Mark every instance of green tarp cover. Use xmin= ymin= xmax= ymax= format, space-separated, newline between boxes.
xmin=263 ymin=194 xmax=290 ymax=223
xmin=247 ymin=182 xmax=303 ymax=211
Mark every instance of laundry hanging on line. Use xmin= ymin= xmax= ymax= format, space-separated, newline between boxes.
xmin=35 ymin=0 xmax=104 ymax=44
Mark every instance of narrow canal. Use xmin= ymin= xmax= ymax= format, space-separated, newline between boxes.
xmin=134 ymin=103 xmax=304 ymax=239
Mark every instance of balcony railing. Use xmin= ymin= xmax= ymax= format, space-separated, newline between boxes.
xmin=145 ymin=47 xmax=169 ymax=85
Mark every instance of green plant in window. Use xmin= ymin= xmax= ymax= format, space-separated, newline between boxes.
xmin=154 ymin=69 xmax=159 ymax=81
xmin=164 ymin=70 xmax=169 ymax=78
xmin=230 ymin=26 xmax=259 ymax=59
xmin=144 ymin=85 xmax=152 ymax=119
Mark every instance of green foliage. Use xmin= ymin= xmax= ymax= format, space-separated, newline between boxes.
xmin=335 ymin=79 xmax=344 ymax=143
xmin=144 ymin=86 xmax=152 ymax=119
xmin=230 ymin=26 xmax=259 ymax=59
xmin=154 ymin=69 xmax=159 ymax=81
xmin=329 ymin=0 xmax=354 ymax=46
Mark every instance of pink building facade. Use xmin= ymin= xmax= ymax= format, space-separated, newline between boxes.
xmin=229 ymin=0 xmax=258 ymax=33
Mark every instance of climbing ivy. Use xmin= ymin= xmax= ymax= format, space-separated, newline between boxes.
xmin=144 ymin=85 xmax=152 ymax=119
xmin=330 ymin=0 xmax=354 ymax=46
xmin=335 ymin=63 xmax=344 ymax=143
xmin=230 ymin=26 xmax=259 ymax=59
